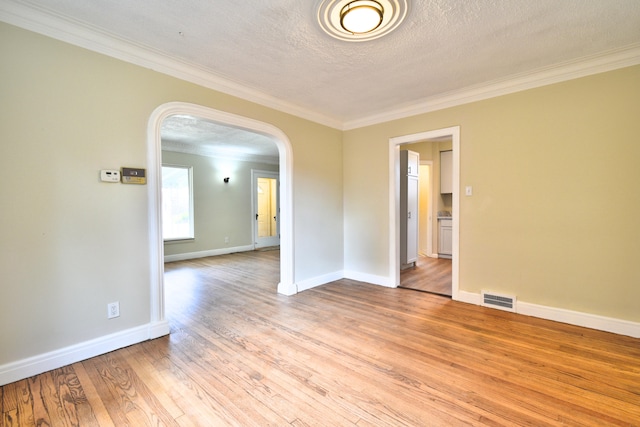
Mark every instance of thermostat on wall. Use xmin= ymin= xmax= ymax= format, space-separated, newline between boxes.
xmin=121 ymin=167 xmax=146 ymax=185
xmin=100 ymin=169 xmax=120 ymax=182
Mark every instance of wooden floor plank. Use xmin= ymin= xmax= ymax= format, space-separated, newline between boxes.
xmin=120 ymin=346 xmax=185 ymax=421
xmin=29 ymin=372 xmax=61 ymax=427
xmin=71 ymin=362 xmax=115 ymax=427
xmin=136 ymin=339 xmax=243 ymax=427
xmin=400 ymin=255 xmax=452 ymax=296
xmin=14 ymin=381 xmax=33 ymax=427
xmin=82 ymin=352 xmax=180 ymax=427
xmin=1 ymin=380 xmax=23 ymax=427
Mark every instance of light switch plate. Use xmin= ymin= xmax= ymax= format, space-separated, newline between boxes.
xmin=465 ymin=186 xmax=473 ymax=196
xmin=101 ymin=170 xmax=120 ymax=182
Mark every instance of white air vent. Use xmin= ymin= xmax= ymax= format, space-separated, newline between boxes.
xmin=481 ymin=291 xmax=516 ymax=312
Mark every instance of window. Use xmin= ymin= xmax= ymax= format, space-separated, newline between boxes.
xmin=162 ymin=165 xmax=194 ymax=240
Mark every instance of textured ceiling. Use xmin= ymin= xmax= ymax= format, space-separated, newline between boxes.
xmin=2 ymin=0 xmax=640 ymax=159
xmin=161 ymin=115 xmax=280 ymax=164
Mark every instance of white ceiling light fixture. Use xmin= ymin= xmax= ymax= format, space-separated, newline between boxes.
xmin=340 ymin=1 xmax=384 ymax=34
xmin=318 ymin=0 xmax=409 ymax=42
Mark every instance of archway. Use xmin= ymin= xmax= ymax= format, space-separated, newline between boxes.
xmin=146 ymin=102 xmax=295 ymax=336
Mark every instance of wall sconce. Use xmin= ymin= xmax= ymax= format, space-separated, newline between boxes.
xmin=223 ymin=177 xmax=230 ymax=183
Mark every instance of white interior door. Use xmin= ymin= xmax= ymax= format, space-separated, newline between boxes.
xmin=253 ymin=170 xmax=280 ymax=248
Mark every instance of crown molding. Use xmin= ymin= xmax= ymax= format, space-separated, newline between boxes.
xmin=0 ymin=0 xmax=344 ymax=130
xmin=2 ymin=1 xmax=639 ymax=132
xmin=343 ymin=43 xmax=640 ymax=130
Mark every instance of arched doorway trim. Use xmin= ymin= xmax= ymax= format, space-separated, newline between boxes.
xmin=147 ymin=102 xmax=296 ymax=337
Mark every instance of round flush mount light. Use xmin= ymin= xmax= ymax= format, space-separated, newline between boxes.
xmin=318 ymin=0 xmax=408 ymax=42
xmin=340 ymin=1 xmax=384 ymax=34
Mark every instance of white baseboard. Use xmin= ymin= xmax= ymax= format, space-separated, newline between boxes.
xmin=277 ymin=281 xmax=298 ymax=296
xmin=149 ymin=320 xmax=171 ymax=339
xmin=343 ymin=270 xmax=395 ymax=288
xmin=455 ymin=290 xmax=482 ymax=305
xmin=517 ymin=301 xmax=640 ymax=338
xmin=0 ymin=321 xmax=170 ymax=386
xmin=164 ymin=245 xmax=254 ymax=262
xmin=295 ymin=270 xmax=394 ymax=292
xmin=296 ymin=270 xmax=344 ymax=292
xmin=454 ymin=291 xmax=640 ymax=338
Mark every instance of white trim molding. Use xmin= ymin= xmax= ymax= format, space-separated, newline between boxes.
xmin=297 ymin=271 xmax=344 ymax=292
xmin=343 ymin=270 xmax=394 ymax=288
xmin=343 ymin=43 xmax=640 ymax=130
xmin=456 ymin=290 xmax=482 ymax=306
xmin=456 ymin=291 xmax=639 ymax=338
xmin=148 ymin=102 xmax=296 ymax=299
xmin=0 ymin=322 xmax=168 ymax=387
xmin=297 ymin=269 xmax=396 ymax=292
xmin=517 ymin=301 xmax=640 ymax=339
xmin=164 ymin=245 xmax=255 ymax=263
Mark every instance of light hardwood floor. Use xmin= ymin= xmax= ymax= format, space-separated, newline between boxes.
xmin=400 ymin=255 xmax=452 ymax=296
xmin=2 ymin=250 xmax=639 ymax=426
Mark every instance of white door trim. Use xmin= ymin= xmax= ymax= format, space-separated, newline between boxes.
xmin=389 ymin=127 xmax=460 ymax=300
xmin=147 ymin=102 xmax=297 ymax=332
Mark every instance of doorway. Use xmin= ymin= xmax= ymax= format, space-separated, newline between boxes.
xmin=389 ymin=126 xmax=460 ymax=301
xmin=252 ymin=170 xmax=280 ymax=249
xmin=147 ymin=102 xmax=296 ymax=338
xmin=398 ymin=144 xmax=452 ymax=296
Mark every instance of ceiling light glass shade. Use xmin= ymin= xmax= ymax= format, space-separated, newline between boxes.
xmin=340 ymin=1 xmax=384 ymax=34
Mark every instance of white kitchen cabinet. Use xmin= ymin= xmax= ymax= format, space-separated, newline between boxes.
xmin=440 ymin=150 xmax=453 ymax=194
xmin=400 ymin=150 xmax=419 ymax=267
xmin=438 ymin=218 xmax=452 ymax=259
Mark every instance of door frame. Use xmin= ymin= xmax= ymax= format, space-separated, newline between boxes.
xmin=146 ymin=102 xmax=296 ymax=337
xmin=389 ymin=126 xmax=460 ymax=300
xmin=252 ymin=169 xmax=280 ymax=249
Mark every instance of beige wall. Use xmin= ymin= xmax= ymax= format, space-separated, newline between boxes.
xmin=344 ymin=64 xmax=640 ymax=322
xmin=0 ymin=22 xmax=343 ymax=366
xmin=162 ymin=151 xmax=278 ymax=256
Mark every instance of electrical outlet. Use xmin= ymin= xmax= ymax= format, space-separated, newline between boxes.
xmin=224 ymin=236 xmax=229 ymax=243
xmin=107 ymin=302 xmax=120 ymax=319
